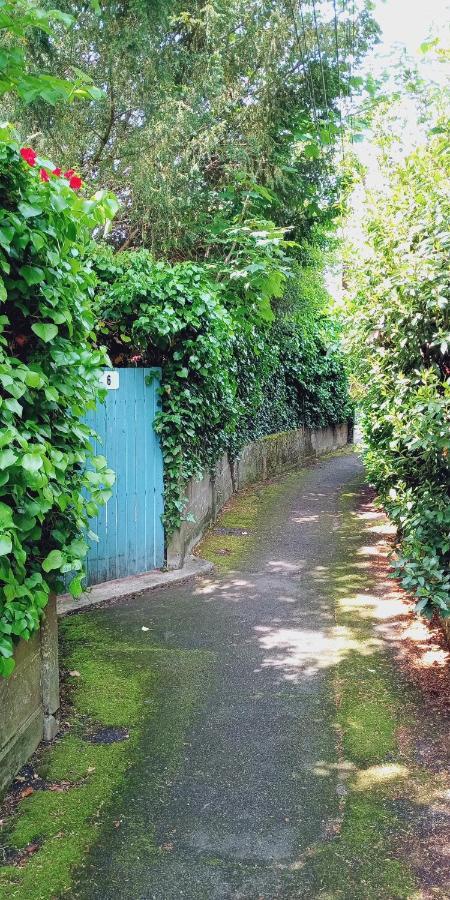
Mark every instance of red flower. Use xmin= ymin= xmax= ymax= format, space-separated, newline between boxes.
xmin=52 ymin=167 xmax=62 ymax=176
xmin=64 ymin=169 xmax=75 ymax=179
xmin=20 ymin=147 xmax=37 ymax=167
xmin=69 ymin=175 xmax=82 ymax=190
xmin=39 ymin=168 xmax=49 ymax=182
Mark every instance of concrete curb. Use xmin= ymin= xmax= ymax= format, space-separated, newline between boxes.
xmin=57 ymin=557 xmax=214 ymax=617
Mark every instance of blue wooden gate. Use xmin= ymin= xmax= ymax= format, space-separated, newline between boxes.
xmin=84 ymin=368 xmax=164 ymax=585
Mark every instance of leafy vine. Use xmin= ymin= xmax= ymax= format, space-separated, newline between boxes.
xmin=0 ymin=132 xmax=117 ymax=675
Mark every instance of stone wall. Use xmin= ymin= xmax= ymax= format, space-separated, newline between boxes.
xmin=167 ymin=422 xmax=349 ymax=568
xmin=0 ymin=594 xmax=59 ymax=797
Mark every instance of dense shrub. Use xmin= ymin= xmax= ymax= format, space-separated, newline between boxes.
xmin=0 ymin=132 xmax=116 ymax=675
xmin=232 ymin=316 xmax=352 ymax=447
xmin=348 ymin=124 xmax=450 ymax=617
xmin=93 ymin=246 xmax=351 ymax=534
xmin=93 ymin=248 xmax=237 ymax=532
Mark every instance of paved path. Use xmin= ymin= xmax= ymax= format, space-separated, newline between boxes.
xmin=69 ymin=451 xmax=369 ymax=899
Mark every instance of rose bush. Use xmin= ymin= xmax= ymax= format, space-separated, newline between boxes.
xmin=0 ymin=129 xmax=117 ymax=675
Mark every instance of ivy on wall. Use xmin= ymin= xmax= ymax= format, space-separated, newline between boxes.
xmin=93 ymin=245 xmax=351 ymax=536
xmin=93 ymin=249 xmax=237 ymax=532
xmin=232 ymin=317 xmax=352 ymax=450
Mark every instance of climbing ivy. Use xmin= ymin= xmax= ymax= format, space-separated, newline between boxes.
xmin=231 ymin=315 xmax=352 ymax=450
xmin=93 ymin=244 xmax=351 ymax=535
xmin=93 ymin=248 xmax=237 ymax=532
xmin=0 ymin=131 xmax=117 ymax=676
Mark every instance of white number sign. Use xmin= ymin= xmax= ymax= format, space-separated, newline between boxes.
xmin=100 ymin=370 xmax=120 ymax=390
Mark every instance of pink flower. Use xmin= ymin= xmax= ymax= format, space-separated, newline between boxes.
xmin=20 ymin=147 xmax=37 ymax=167
xmin=64 ymin=169 xmax=75 ymax=179
xmin=39 ymin=168 xmax=49 ymax=183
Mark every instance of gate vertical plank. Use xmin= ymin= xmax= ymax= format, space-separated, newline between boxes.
xmin=91 ymin=395 xmax=108 ymax=583
xmin=115 ymin=374 xmax=128 ymax=580
xmin=134 ymin=371 xmax=146 ymax=575
xmin=143 ymin=372 xmax=149 ymax=572
xmin=112 ymin=372 xmax=126 ymax=580
xmin=152 ymin=373 xmax=165 ymax=567
xmin=126 ymin=371 xmax=137 ymax=577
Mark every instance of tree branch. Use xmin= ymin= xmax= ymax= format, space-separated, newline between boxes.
xmin=91 ymin=69 xmax=115 ymax=165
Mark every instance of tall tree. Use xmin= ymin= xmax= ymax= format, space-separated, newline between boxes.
xmin=12 ymin=0 xmax=379 ymax=255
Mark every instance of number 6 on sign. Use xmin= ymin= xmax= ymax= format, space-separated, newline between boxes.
xmin=99 ymin=370 xmax=119 ymax=390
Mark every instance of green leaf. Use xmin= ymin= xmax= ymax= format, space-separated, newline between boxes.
xmin=22 ymin=453 xmax=43 ymax=472
xmin=45 ymin=386 xmax=59 ymax=402
xmin=68 ymin=537 xmax=89 ymax=558
xmin=31 ymin=323 xmax=58 ymax=342
xmin=0 ymin=428 xmax=14 ymax=449
xmin=24 ymin=371 xmax=44 ymax=388
xmin=50 ymin=193 xmax=69 ymax=214
xmin=31 ymin=232 xmax=45 ymax=252
xmin=0 ymin=656 xmax=15 ymax=676
xmin=0 ymin=449 xmax=17 ymax=469
xmin=48 ymin=9 xmax=74 ymax=26
xmin=304 ymin=143 xmax=321 ymax=159
xmin=0 ymin=226 xmax=14 ymax=250
xmin=0 ymin=502 xmax=13 ymax=528
xmin=4 ymin=397 xmax=22 ymax=416
xmin=18 ymin=202 xmax=43 ymax=219
xmin=42 ymin=549 xmax=64 ymax=572
xmin=0 ymin=534 xmax=12 ymax=555
xmin=68 ymin=575 xmax=85 ymax=598
xmin=19 ymin=265 xmax=45 ymax=286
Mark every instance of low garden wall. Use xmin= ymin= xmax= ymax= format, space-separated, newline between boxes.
xmin=0 ymin=595 xmax=59 ymax=797
xmin=167 ymin=422 xmax=349 ymax=568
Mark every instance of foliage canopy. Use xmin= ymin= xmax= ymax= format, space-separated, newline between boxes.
xmin=16 ymin=0 xmax=379 ymax=256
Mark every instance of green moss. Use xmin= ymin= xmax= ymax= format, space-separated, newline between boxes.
xmin=0 ymin=615 xmax=213 ymax=900
xmin=302 ymin=477 xmax=428 ymax=898
xmin=218 ymin=491 xmax=263 ymax=529
xmin=197 ymin=532 xmax=252 ymax=571
xmin=337 ymin=651 xmax=398 ymax=765
xmin=312 ymin=796 xmax=416 ymax=899
xmin=197 ymin=477 xmax=296 ymax=570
